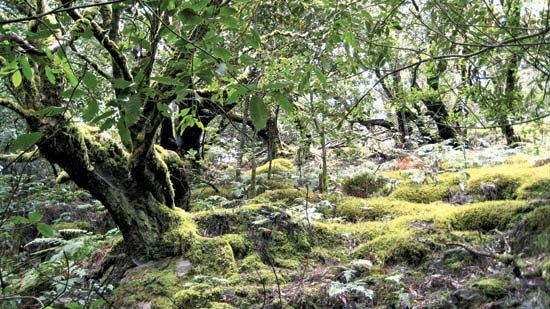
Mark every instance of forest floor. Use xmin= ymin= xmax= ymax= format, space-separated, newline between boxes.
xmin=2 ymin=141 xmax=550 ymax=308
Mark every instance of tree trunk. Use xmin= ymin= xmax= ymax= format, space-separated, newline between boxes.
xmin=34 ymin=119 xmax=190 ymax=258
xmin=424 ymin=62 xmax=456 ymax=141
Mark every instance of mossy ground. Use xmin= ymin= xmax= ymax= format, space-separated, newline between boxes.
xmin=110 ymin=155 xmax=550 ymax=308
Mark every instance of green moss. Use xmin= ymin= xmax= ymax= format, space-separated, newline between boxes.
xmin=468 ymin=173 xmax=522 ymax=200
xmin=516 ymin=178 xmax=550 ymax=200
xmin=191 ymin=186 xmax=234 ymax=201
xmin=448 ymin=200 xmax=533 ymax=231
xmin=469 ymin=278 xmax=508 ymax=298
xmin=389 ymin=183 xmax=452 ymax=203
xmin=352 ymin=230 xmax=431 ymax=265
xmin=334 ymin=197 xmax=384 ymax=222
xmin=188 ymin=236 xmax=237 ymax=276
xmin=342 ymin=172 xmax=389 ymax=198
xmin=219 ymin=234 xmax=252 ymax=259
xmin=254 ymin=158 xmax=296 ymax=175
xmin=255 ymin=188 xmax=305 ymax=203
xmin=110 ymin=259 xmax=184 ymax=309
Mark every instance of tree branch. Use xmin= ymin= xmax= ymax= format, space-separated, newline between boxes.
xmin=0 ymin=98 xmax=32 ymax=118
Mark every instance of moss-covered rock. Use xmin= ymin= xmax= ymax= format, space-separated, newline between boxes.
xmin=469 ymin=278 xmax=509 ymax=298
xmin=352 ymin=230 xmax=431 ymax=265
xmin=342 ymin=172 xmax=389 ymax=198
xmin=468 ymin=173 xmax=522 ymax=200
xmin=219 ymin=233 xmax=252 ymax=259
xmin=448 ymin=200 xmax=533 ymax=231
xmin=389 ymin=183 xmax=451 ymax=204
xmin=516 ymin=178 xmax=550 ymax=200
xmin=255 ymin=158 xmax=296 ymax=175
xmin=110 ymin=258 xmax=185 ymax=308
xmin=255 ymin=188 xmax=305 ymax=203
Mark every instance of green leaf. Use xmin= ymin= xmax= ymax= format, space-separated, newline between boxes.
xmin=156 ymin=103 xmax=172 ymax=117
xmin=297 ymin=70 xmax=311 ymax=93
xmin=245 ymin=30 xmax=261 ymax=48
xmin=45 ymin=66 xmax=56 ymax=84
xmin=12 ymin=216 xmax=30 ymax=224
xmin=20 ymin=55 xmax=34 ymax=81
xmin=125 ymin=95 xmax=142 ymax=126
xmin=212 ymin=47 xmax=232 ymax=62
xmin=82 ymin=100 xmax=99 ymax=121
xmin=37 ymin=106 xmax=65 ymax=116
xmin=11 ymin=132 xmax=43 ymax=151
xmin=28 ymin=212 xmax=42 ymax=223
xmin=12 ymin=70 xmax=22 ymax=87
xmin=270 ymin=91 xmax=293 ymax=113
xmin=151 ymin=76 xmax=183 ymax=86
xmin=36 ymin=223 xmax=55 ymax=237
xmin=82 ymin=72 xmax=97 ymax=89
xmin=315 ymin=69 xmax=327 ymax=85
xmin=117 ymin=119 xmax=132 ymax=147
xmin=63 ymin=64 xmax=79 ymax=87
xmin=249 ymin=96 xmax=268 ymax=130
xmin=112 ymin=79 xmax=132 ymax=89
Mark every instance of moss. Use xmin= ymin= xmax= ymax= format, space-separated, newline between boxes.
xmin=191 ymin=186 xmax=234 ymax=201
xmin=254 ymin=158 xmax=296 ymax=175
xmin=219 ymin=233 xmax=252 ymax=259
xmin=258 ymin=177 xmax=295 ymax=191
xmin=516 ymin=178 xmax=550 ymax=200
xmin=352 ymin=230 xmax=431 ymax=265
xmin=389 ymin=183 xmax=451 ymax=203
xmin=465 ymin=163 xmax=550 ymax=201
xmin=110 ymin=259 xmax=184 ymax=308
xmin=469 ymin=278 xmax=508 ymax=298
xmin=188 ymin=236 xmax=238 ymax=276
xmin=255 ymin=188 xmax=305 ymax=203
xmin=468 ymin=173 xmax=522 ymax=200
xmin=342 ymin=172 xmax=389 ymax=198
xmin=335 ymin=197 xmax=381 ymax=222
xmin=174 ymin=283 xmax=262 ymax=308
xmin=448 ymin=200 xmax=533 ymax=231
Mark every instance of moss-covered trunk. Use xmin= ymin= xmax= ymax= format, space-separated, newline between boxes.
xmin=35 ymin=120 xmax=189 ymax=258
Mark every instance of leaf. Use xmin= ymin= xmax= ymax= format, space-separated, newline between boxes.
xmin=36 ymin=223 xmax=55 ymax=237
xmin=12 ymin=70 xmax=22 ymax=87
xmin=45 ymin=66 xmax=56 ymax=84
xmin=63 ymin=64 xmax=79 ymax=87
xmin=11 ymin=132 xmax=43 ymax=151
xmin=212 ymin=47 xmax=232 ymax=62
xmin=156 ymin=103 xmax=172 ymax=117
xmin=124 ymin=95 xmax=142 ymax=126
xmin=245 ymin=30 xmax=261 ymax=48
xmin=249 ymin=96 xmax=268 ymax=130
xmin=12 ymin=216 xmax=30 ymax=224
xmin=151 ymin=76 xmax=183 ymax=86
xmin=82 ymin=100 xmax=99 ymax=122
xmin=117 ymin=119 xmax=132 ymax=147
xmin=297 ymin=70 xmax=311 ymax=93
xmin=20 ymin=55 xmax=34 ymax=81
xmin=28 ymin=212 xmax=42 ymax=223
xmin=315 ymin=68 xmax=327 ymax=85
xmin=270 ymin=91 xmax=293 ymax=113
xmin=112 ymin=79 xmax=132 ymax=89
xmin=37 ymin=106 xmax=65 ymax=116
xmin=82 ymin=72 xmax=97 ymax=89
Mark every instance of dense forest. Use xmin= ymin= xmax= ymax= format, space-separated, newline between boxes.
xmin=0 ymin=0 xmax=549 ymax=308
